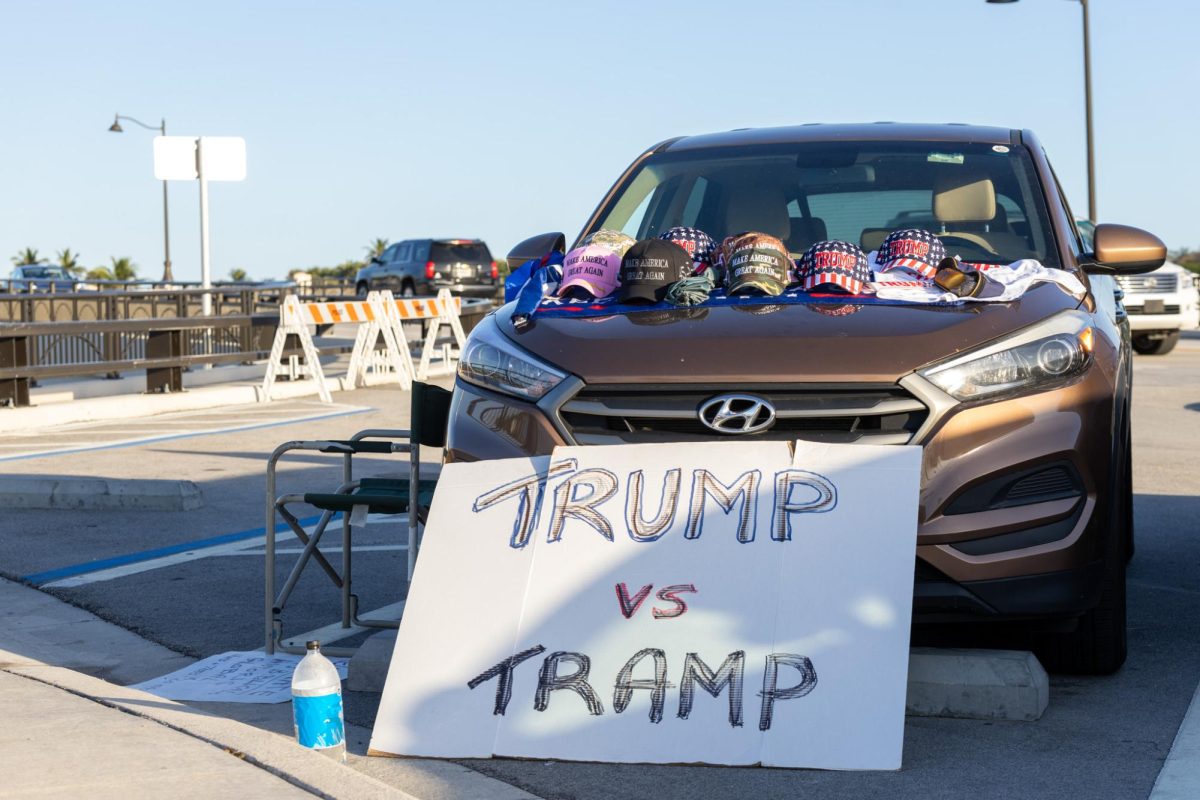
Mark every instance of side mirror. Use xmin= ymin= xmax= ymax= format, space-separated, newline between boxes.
xmin=369 ymin=256 xmax=383 ymax=265
xmin=507 ymin=232 xmax=566 ymax=268
xmin=1083 ymin=224 xmax=1166 ymax=275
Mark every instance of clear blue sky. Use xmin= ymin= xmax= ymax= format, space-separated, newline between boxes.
xmin=2 ymin=0 xmax=1196 ymax=281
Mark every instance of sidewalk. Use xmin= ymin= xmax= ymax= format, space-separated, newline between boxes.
xmin=0 ymin=578 xmax=536 ymax=800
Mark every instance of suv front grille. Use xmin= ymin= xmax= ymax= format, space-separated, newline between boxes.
xmin=558 ymin=384 xmax=928 ymax=446
xmin=1116 ymin=274 xmax=1177 ymax=294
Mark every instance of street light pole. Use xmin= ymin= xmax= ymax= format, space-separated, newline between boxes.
xmin=109 ymin=113 xmax=174 ymax=282
xmin=1081 ymin=0 xmax=1096 ymax=221
xmin=987 ymin=0 xmax=1097 ymax=220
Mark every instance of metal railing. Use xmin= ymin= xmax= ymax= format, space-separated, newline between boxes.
xmin=0 ymin=314 xmax=320 ymax=407
xmin=0 ymin=280 xmax=359 ymax=324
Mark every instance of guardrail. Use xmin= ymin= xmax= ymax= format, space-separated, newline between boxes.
xmin=0 ymin=281 xmax=360 ymax=324
xmin=0 ymin=315 xmax=318 ymax=407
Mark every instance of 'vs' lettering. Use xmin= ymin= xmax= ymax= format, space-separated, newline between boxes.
xmin=614 ymin=583 xmax=697 ymax=620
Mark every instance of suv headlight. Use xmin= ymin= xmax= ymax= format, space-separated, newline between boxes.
xmin=918 ymin=310 xmax=1094 ymax=402
xmin=457 ymin=313 xmax=567 ymax=401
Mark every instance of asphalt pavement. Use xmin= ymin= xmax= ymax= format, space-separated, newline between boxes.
xmin=0 ymin=335 xmax=1198 ymax=799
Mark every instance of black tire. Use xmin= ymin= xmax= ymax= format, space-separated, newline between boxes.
xmin=1034 ymin=426 xmax=1130 ymax=675
xmin=1132 ymin=330 xmax=1179 ymax=355
xmin=355 ymin=281 xmax=369 ymax=298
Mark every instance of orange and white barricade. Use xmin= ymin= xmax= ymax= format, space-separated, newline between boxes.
xmin=261 ymin=294 xmax=339 ymax=403
xmin=413 ymin=288 xmax=466 ymax=380
xmin=346 ymin=290 xmax=416 ymax=391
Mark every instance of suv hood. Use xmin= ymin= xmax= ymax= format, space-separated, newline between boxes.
xmin=498 ymin=284 xmax=1082 ymax=384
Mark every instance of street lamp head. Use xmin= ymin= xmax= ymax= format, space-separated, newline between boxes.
xmin=986 ymin=0 xmax=1019 ymax=3
xmin=108 ymin=115 xmax=123 ymax=133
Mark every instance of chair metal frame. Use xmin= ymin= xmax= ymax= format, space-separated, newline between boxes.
xmin=264 ymin=428 xmax=425 ymax=655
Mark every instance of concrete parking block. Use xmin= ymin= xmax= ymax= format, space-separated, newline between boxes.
xmin=348 ymin=629 xmax=397 ymax=693
xmin=350 ymin=638 xmax=1051 ymax=723
xmin=0 ymin=476 xmax=204 ymax=511
xmin=905 ymin=647 xmax=1049 ymax=721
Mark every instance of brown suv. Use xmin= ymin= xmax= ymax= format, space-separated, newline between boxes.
xmin=446 ymin=124 xmax=1165 ymax=674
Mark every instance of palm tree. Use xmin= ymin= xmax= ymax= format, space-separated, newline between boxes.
xmin=11 ymin=247 xmax=40 ymax=266
xmin=57 ymin=248 xmax=83 ymax=277
xmin=86 ymin=266 xmax=114 ymax=281
xmin=229 ymin=267 xmax=248 ymax=281
xmin=110 ymin=256 xmax=138 ymax=281
xmin=365 ymin=238 xmax=389 ymax=260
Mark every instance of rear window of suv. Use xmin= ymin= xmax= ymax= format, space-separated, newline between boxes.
xmin=589 ymin=140 xmax=1060 ymax=267
xmin=432 ymin=242 xmax=491 ymax=263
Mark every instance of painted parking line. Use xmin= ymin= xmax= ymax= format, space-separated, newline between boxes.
xmin=1151 ymin=678 xmax=1200 ymax=798
xmin=214 ymin=544 xmax=407 ymax=557
xmin=27 ymin=511 xmax=407 ymax=589
xmin=281 ymin=600 xmax=407 ymax=650
xmin=23 ymin=514 xmax=325 ymax=587
xmin=0 ymin=402 xmax=371 ymax=462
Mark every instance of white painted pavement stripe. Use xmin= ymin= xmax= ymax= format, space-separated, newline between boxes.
xmin=42 ymin=512 xmax=410 ymax=588
xmin=282 ymin=601 xmax=407 ymax=648
xmin=1151 ymin=678 xmax=1200 ymax=798
xmin=42 ymin=528 xmax=305 ymax=589
xmin=213 ymin=544 xmax=408 ymax=556
xmin=0 ymin=404 xmax=370 ymax=461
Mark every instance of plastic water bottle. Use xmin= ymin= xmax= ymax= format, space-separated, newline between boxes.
xmin=291 ymin=640 xmax=346 ymax=762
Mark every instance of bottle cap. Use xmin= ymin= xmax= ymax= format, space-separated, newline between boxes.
xmin=306 ymin=640 xmax=320 ymax=651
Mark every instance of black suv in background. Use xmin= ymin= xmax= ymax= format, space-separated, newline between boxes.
xmin=355 ymin=238 xmax=500 ymax=298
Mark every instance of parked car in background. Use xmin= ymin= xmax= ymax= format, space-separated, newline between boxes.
xmin=355 ymin=238 xmax=500 ymax=299
xmin=1079 ymin=220 xmax=1198 ymax=355
xmin=7 ymin=264 xmax=74 ymax=292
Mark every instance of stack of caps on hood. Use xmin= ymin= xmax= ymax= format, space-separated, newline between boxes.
xmin=556 ymin=230 xmax=636 ymax=299
xmin=721 ymin=232 xmax=792 ymax=296
xmin=795 ymin=239 xmax=873 ymax=295
xmin=658 ymin=227 xmax=717 ymax=276
xmin=874 ymin=228 xmax=947 ymax=280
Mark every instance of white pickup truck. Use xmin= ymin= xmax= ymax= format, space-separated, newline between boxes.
xmin=1116 ymin=261 xmax=1199 ymax=355
xmin=1079 ymin=221 xmax=1199 ymax=355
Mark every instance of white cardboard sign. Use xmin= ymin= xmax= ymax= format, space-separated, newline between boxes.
xmin=369 ymin=442 xmax=920 ymax=769
xmin=153 ymin=135 xmax=246 ymax=181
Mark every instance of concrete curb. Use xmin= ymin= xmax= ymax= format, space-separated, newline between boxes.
xmin=905 ymin=647 xmax=1049 ymax=721
xmin=0 ymin=579 xmax=537 ymax=799
xmin=3 ymin=662 xmax=416 ymax=800
xmin=0 ymin=476 xmax=204 ymax=511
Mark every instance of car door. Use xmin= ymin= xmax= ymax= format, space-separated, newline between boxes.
xmin=391 ymin=242 xmax=414 ymax=291
xmin=374 ymin=244 xmax=400 ymax=290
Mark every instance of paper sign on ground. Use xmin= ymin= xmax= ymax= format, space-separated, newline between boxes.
xmin=370 ymin=441 xmax=920 ymax=769
xmin=131 ymin=650 xmax=348 ymax=704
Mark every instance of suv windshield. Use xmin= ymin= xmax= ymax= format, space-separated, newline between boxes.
xmin=589 ymin=141 xmax=1060 ymax=266
xmin=19 ymin=266 xmax=67 ymax=278
xmin=432 ymin=242 xmax=491 ymax=263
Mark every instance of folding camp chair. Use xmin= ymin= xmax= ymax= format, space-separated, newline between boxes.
xmin=264 ymin=381 xmax=453 ymax=655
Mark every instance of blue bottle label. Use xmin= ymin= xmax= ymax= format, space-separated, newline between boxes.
xmin=293 ymin=692 xmax=345 ymax=749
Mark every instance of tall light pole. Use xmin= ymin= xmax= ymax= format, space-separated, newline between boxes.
xmin=109 ymin=113 xmax=174 ymax=281
xmin=987 ymin=0 xmax=1096 ymax=221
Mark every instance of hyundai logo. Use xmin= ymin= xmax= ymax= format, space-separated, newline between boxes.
xmin=698 ymin=394 xmax=776 ymax=435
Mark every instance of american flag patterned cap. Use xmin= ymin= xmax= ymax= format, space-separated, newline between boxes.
xmin=797 ymin=240 xmax=872 ymax=295
xmin=876 ymin=228 xmax=946 ymax=279
xmin=658 ymin=227 xmax=717 ymax=275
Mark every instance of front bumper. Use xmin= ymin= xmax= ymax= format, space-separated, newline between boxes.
xmin=1123 ymin=291 xmax=1200 ymax=332
xmin=446 ymin=347 xmax=1119 ymax=622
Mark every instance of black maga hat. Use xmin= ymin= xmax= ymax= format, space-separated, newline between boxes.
xmin=618 ymin=239 xmax=693 ymax=304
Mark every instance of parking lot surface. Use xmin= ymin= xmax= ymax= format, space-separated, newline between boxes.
xmin=1 ymin=336 xmax=1198 ymax=799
